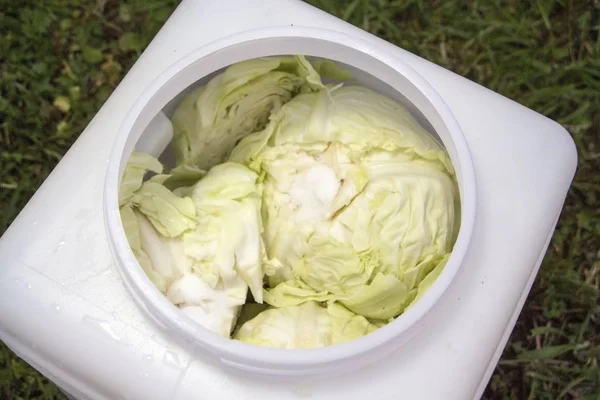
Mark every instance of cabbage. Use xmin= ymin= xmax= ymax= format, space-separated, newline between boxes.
xmin=229 ymin=85 xmax=454 ymax=173
xmin=119 ymin=154 xmax=266 ymax=336
xmin=234 ymin=301 xmax=380 ymax=349
xmin=120 ymin=56 xmax=459 ymax=348
xmin=184 ymin=162 xmax=266 ymax=303
xmin=130 ymin=181 xmax=196 ymax=237
xmin=168 ymin=274 xmax=246 ymax=337
xmin=120 ymin=205 xmax=171 ymax=292
xmin=234 ymin=301 xmax=381 ymax=349
xmin=171 ymin=55 xmax=350 ymax=169
xmin=232 ymin=85 xmax=459 ymax=320
xmin=118 ymin=152 xmax=163 ymax=206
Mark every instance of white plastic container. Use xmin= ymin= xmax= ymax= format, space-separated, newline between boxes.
xmin=0 ymin=1 xmax=577 ymax=399
xmin=104 ymin=28 xmax=477 ymax=380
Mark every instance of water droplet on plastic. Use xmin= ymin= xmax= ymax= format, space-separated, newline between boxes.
xmin=13 ymin=277 xmax=31 ymax=289
xmin=82 ymin=316 xmax=122 ymax=342
xmin=163 ymin=351 xmax=186 ymax=371
xmin=52 ymin=303 xmax=61 ymax=313
xmin=143 ymin=354 xmax=154 ymax=364
xmin=56 ymin=240 xmax=66 ymax=251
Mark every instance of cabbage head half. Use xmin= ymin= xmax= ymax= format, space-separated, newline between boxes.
xmin=231 ymin=85 xmax=459 ymax=321
xmin=119 ymin=155 xmax=267 ymax=337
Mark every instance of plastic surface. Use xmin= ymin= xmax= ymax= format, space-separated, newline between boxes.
xmin=104 ymin=30 xmax=477 ymax=380
xmin=134 ymin=111 xmax=173 ymax=158
xmin=0 ymin=0 xmax=577 ymax=399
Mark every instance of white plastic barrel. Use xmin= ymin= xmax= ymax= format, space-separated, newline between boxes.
xmin=103 ymin=27 xmax=477 ymax=380
xmin=0 ymin=1 xmax=577 ymax=397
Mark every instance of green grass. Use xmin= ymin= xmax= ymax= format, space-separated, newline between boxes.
xmin=0 ymin=0 xmax=598 ymax=399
